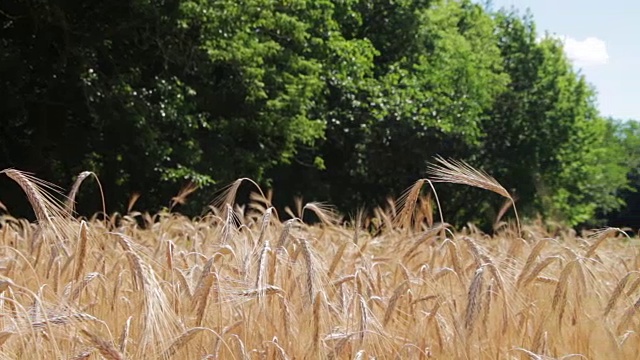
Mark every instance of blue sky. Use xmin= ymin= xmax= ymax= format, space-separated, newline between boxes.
xmin=485 ymin=0 xmax=640 ymax=120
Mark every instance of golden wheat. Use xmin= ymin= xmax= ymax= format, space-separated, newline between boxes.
xmin=0 ymin=169 xmax=638 ymax=359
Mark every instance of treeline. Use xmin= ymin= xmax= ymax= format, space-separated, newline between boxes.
xmin=1 ymin=0 xmax=639 ymax=228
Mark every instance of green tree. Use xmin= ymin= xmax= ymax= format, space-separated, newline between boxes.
xmin=0 ymin=0 xmax=357 ymax=214
xmin=482 ymin=9 xmax=629 ymax=226
xmin=276 ymin=0 xmax=509 ymax=218
xmin=604 ymin=119 xmax=640 ymax=229
xmin=0 ymin=0 xmax=632 ymax=228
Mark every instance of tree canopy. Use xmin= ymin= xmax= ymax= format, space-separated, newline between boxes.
xmin=1 ymin=0 xmax=637 ymax=228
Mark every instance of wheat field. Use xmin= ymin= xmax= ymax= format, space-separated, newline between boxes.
xmin=0 ymin=167 xmax=639 ymax=359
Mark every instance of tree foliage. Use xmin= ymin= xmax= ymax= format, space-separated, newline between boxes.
xmin=605 ymin=120 xmax=640 ymax=229
xmin=480 ymin=10 xmax=631 ymax=226
xmin=0 ymin=0 xmax=636 ymax=227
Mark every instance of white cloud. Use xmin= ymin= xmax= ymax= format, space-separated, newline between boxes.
xmin=560 ymin=36 xmax=610 ymax=67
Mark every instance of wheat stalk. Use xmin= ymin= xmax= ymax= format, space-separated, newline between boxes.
xmin=312 ymin=292 xmax=322 ymax=352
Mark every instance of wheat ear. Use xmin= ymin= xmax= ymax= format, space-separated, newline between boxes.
xmin=169 ymin=181 xmax=199 ymax=211
xmin=1 ymin=169 xmax=65 ymax=222
xmin=255 ymin=240 xmax=271 ymax=296
xmin=302 ymin=202 xmax=341 ymax=225
xmin=605 ymin=272 xmax=637 ymax=316
xmin=80 ymin=329 xmax=126 ymax=360
xmin=394 ymin=179 xmax=445 ymax=233
xmin=73 ymin=221 xmax=89 ymax=282
xmin=299 ymin=238 xmax=316 ymax=303
xmin=465 ymin=266 xmax=485 ymax=332
xmin=276 ymin=218 xmax=297 ymax=251
xmin=162 ymin=327 xmax=208 ymax=358
xmin=584 ymin=228 xmax=620 ymax=258
xmin=1 ymin=169 xmax=71 ymax=255
xmin=118 ymin=316 xmax=132 ymax=354
xmin=427 ymin=156 xmax=520 ymax=234
xmin=394 ymin=179 xmax=426 ymax=230
xmin=256 ymin=207 xmax=273 ymax=244
xmin=210 ymin=178 xmax=266 ymax=214
xmin=66 ymin=171 xmax=106 ymax=218
xmin=383 ymin=281 xmax=409 ymax=327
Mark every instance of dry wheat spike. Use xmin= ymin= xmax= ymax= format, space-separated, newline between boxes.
xmin=427 ymin=156 xmax=521 ymax=234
